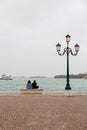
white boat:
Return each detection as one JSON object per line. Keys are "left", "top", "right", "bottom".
{"left": 0, "top": 74, "right": 13, "bottom": 80}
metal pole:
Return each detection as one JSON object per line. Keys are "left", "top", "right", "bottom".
{"left": 65, "top": 42, "right": 71, "bottom": 90}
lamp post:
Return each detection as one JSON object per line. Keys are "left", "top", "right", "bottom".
{"left": 56, "top": 35, "right": 79, "bottom": 95}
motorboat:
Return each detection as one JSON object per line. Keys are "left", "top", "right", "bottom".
{"left": 0, "top": 74, "right": 13, "bottom": 80}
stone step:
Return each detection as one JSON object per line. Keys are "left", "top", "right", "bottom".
{"left": 20, "top": 89, "right": 43, "bottom": 95}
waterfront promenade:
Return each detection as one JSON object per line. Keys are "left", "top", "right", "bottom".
{"left": 0, "top": 94, "right": 87, "bottom": 130}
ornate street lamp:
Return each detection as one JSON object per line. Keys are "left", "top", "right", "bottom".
{"left": 56, "top": 34, "right": 79, "bottom": 95}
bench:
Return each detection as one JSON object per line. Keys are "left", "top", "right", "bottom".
{"left": 20, "top": 89, "right": 43, "bottom": 95}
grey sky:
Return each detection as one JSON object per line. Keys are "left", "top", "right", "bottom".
{"left": 0, "top": 0, "right": 87, "bottom": 77}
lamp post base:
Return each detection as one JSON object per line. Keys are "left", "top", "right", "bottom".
{"left": 65, "top": 83, "right": 71, "bottom": 90}
{"left": 64, "top": 90, "right": 72, "bottom": 96}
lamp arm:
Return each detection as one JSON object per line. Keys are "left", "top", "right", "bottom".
{"left": 58, "top": 48, "right": 66, "bottom": 56}
{"left": 69, "top": 48, "right": 78, "bottom": 56}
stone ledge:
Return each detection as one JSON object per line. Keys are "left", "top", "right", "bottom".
{"left": 20, "top": 89, "right": 43, "bottom": 94}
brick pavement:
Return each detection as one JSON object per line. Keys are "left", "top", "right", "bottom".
{"left": 0, "top": 95, "right": 87, "bottom": 130}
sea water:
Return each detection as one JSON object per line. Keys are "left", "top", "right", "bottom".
{"left": 0, "top": 77, "right": 87, "bottom": 93}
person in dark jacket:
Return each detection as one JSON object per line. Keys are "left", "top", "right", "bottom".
{"left": 32, "top": 80, "right": 39, "bottom": 89}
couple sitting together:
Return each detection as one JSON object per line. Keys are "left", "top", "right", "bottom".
{"left": 26, "top": 80, "right": 39, "bottom": 89}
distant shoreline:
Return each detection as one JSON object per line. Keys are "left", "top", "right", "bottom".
{"left": 54, "top": 73, "right": 87, "bottom": 79}
{"left": 29, "top": 76, "right": 49, "bottom": 78}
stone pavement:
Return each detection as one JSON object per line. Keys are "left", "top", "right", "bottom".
{"left": 0, "top": 94, "right": 87, "bottom": 130}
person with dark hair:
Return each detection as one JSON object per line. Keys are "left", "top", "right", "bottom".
{"left": 26, "top": 80, "right": 32, "bottom": 89}
{"left": 32, "top": 80, "right": 39, "bottom": 89}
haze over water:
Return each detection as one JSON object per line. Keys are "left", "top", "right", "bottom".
{"left": 0, "top": 0, "right": 87, "bottom": 77}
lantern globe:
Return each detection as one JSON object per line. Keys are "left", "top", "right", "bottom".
{"left": 74, "top": 44, "right": 79, "bottom": 52}
{"left": 56, "top": 43, "right": 61, "bottom": 51}
{"left": 66, "top": 34, "right": 71, "bottom": 42}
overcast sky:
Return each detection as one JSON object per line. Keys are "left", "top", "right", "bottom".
{"left": 0, "top": 0, "right": 87, "bottom": 77}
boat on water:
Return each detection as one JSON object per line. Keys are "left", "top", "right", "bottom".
{"left": 0, "top": 74, "right": 13, "bottom": 80}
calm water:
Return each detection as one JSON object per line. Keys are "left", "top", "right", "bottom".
{"left": 0, "top": 77, "right": 87, "bottom": 93}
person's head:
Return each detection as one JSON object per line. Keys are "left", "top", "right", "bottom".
{"left": 28, "top": 80, "right": 31, "bottom": 84}
{"left": 34, "top": 80, "right": 36, "bottom": 83}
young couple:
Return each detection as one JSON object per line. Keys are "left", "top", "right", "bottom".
{"left": 26, "top": 80, "right": 39, "bottom": 89}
